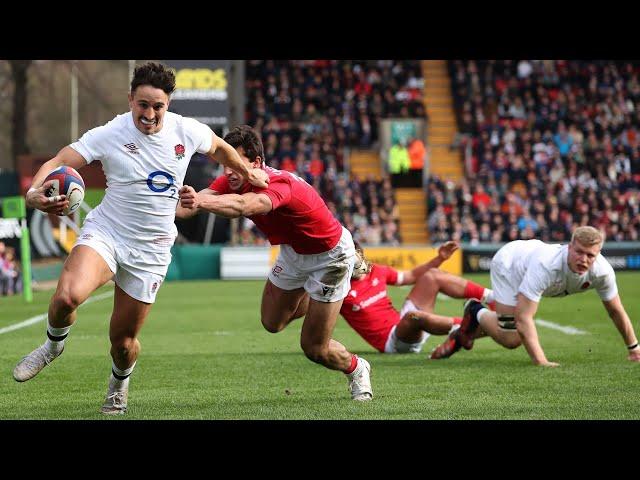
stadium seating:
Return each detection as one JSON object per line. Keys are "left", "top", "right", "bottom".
{"left": 427, "top": 60, "right": 640, "bottom": 243}
{"left": 243, "top": 60, "right": 425, "bottom": 245}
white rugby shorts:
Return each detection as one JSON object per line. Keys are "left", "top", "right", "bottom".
{"left": 74, "top": 218, "right": 170, "bottom": 304}
{"left": 384, "top": 299, "right": 429, "bottom": 353}
{"left": 268, "top": 227, "right": 355, "bottom": 303}
{"left": 489, "top": 244, "right": 520, "bottom": 307}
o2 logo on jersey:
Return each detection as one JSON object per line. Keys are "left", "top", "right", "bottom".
{"left": 147, "top": 170, "right": 177, "bottom": 198}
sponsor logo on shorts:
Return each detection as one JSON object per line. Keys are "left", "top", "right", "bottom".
{"left": 81, "top": 233, "right": 93, "bottom": 240}
{"left": 151, "top": 281, "right": 159, "bottom": 294}
{"left": 271, "top": 265, "right": 283, "bottom": 277}
{"left": 321, "top": 286, "right": 336, "bottom": 297}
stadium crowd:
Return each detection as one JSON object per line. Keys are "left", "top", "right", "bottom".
{"left": 238, "top": 60, "right": 424, "bottom": 246}
{"left": 428, "top": 60, "right": 640, "bottom": 244}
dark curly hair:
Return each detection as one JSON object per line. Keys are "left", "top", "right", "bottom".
{"left": 223, "top": 125, "right": 265, "bottom": 164}
{"left": 353, "top": 240, "right": 372, "bottom": 277}
{"left": 130, "top": 62, "right": 176, "bottom": 95}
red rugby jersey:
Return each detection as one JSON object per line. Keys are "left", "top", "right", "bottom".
{"left": 340, "top": 264, "right": 402, "bottom": 352}
{"left": 209, "top": 166, "right": 343, "bottom": 254}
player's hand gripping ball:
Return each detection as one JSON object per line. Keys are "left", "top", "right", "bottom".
{"left": 44, "top": 166, "right": 85, "bottom": 216}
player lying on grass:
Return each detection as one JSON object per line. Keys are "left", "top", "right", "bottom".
{"left": 342, "top": 240, "right": 493, "bottom": 354}
{"left": 177, "top": 125, "right": 373, "bottom": 401}
{"left": 430, "top": 226, "right": 640, "bottom": 367}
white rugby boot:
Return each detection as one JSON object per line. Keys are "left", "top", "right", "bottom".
{"left": 347, "top": 357, "right": 373, "bottom": 401}
{"left": 13, "top": 344, "right": 63, "bottom": 382}
{"left": 100, "top": 375, "right": 129, "bottom": 415}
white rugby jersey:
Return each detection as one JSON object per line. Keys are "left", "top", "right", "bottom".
{"left": 70, "top": 111, "right": 212, "bottom": 252}
{"left": 494, "top": 239, "right": 618, "bottom": 303}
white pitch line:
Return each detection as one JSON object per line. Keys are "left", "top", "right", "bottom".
{"left": 0, "top": 291, "right": 114, "bottom": 335}
{"left": 535, "top": 318, "right": 589, "bottom": 335}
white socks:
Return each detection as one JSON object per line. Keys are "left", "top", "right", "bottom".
{"left": 481, "top": 289, "right": 495, "bottom": 304}
{"left": 111, "top": 361, "right": 136, "bottom": 390}
{"left": 476, "top": 308, "right": 491, "bottom": 325}
{"left": 44, "top": 323, "right": 71, "bottom": 356}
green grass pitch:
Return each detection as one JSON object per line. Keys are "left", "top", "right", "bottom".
{"left": 1, "top": 272, "right": 639, "bottom": 419}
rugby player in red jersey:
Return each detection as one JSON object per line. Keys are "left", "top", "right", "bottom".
{"left": 343, "top": 241, "right": 493, "bottom": 354}
{"left": 177, "top": 125, "right": 372, "bottom": 401}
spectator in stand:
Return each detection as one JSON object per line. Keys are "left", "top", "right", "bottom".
{"left": 0, "top": 241, "right": 10, "bottom": 296}
{"left": 408, "top": 137, "right": 426, "bottom": 171}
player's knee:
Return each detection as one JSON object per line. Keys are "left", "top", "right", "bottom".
{"left": 401, "top": 311, "right": 421, "bottom": 327}
{"left": 261, "top": 315, "right": 284, "bottom": 333}
{"left": 111, "top": 336, "right": 138, "bottom": 356}
{"left": 301, "top": 343, "right": 328, "bottom": 365}
{"left": 51, "top": 290, "right": 82, "bottom": 315}
{"left": 504, "top": 336, "right": 521, "bottom": 349}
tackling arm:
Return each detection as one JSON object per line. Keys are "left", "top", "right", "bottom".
{"left": 515, "top": 293, "right": 559, "bottom": 367}
{"left": 602, "top": 295, "right": 640, "bottom": 362}
{"left": 175, "top": 187, "right": 217, "bottom": 219}
{"left": 179, "top": 186, "right": 272, "bottom": 218}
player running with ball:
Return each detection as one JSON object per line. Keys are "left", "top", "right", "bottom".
{"left": 13, "top": 62, "right": 268, "bottom": 414}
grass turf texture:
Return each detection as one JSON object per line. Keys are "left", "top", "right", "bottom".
{"left": 1, "top": 272, "right": 639, "bottom": 420}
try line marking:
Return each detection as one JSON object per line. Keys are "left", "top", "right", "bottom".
{"left": 535, "top": 318, "right": 589, "bottom": 335}
{"left": 0, "top": 291, "right": 114, "bottom": 335}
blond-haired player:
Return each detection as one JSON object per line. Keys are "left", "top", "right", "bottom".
{"left": 431, "top": 226, "right": 640, "bottom": 366}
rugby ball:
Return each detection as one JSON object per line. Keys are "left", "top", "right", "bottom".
{"left": 44, "top": 166, "right": 85, "bottom": 216}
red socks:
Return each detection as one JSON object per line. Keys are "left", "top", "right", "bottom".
{"left": 344, "top": 355, "right": 358, "bottom": 375}
{"left": 464, "top": 281, "right": 485, "bottom": 301}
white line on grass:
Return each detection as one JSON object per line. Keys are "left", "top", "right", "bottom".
{"left": 0, "top": 291, "right": 114, "bottom": 335}
{"left": 535, "top": 318, "right": 589, "bottom": 335}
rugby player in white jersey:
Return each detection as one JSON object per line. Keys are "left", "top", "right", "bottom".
{"left": 13, "top": 62, "right": 268, "bottom": 414}
{"left": 430, "top": 226, "right": 640, "bottom": 367}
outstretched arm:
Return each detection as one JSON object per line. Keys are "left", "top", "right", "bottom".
{"left": 515, "top": 293, "right": 558, "bottom": 367}
{"left": 602, "top": 295, "right": 640, "bottom": 362}
{"left": 179, "top": 185, "right": 272, "bottom": 218}
{"left": 175, "top": 187, "right": 218, "bottom": 219}
{"left": 399, "top": 240, "right": 459, "bottom": 285}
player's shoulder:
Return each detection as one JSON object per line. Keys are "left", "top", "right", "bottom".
{"left": 263, "top": 167, "right": 294, "bottom": 186}
{"left": 533, "top": 241, "right": 565, "bottom": 268}
{"left": 592, "top": 252, "right": 616, "bottom": 278}
{"left": 265, "top": 166, "right": 289, "bottom": 179}
{"left": 371, "top": 263, "right": 394, "bottom": 276}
